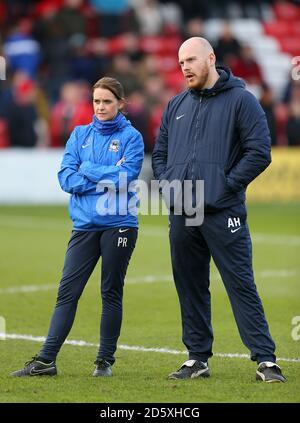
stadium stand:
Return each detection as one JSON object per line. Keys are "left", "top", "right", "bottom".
{"left": 0, "top": 0, "right": 299, "bottom": 149}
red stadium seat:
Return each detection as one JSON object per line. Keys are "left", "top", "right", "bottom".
{"left": 140, "top": 36, "right": 181, "bottom": 55}
{"left": 162, "top": 69, "right": 184, "bottom": 91}
{"left": 273, "top": 2, "right": 300, "bottom": 21}
{"left": 264, "top": 21, "right": 294, "bottom": 38}
{"left": 278, "top": 37, "right": 300, "bottom": 57}
{"left": 292, "top": 21, "right": 300, "bottom": 35}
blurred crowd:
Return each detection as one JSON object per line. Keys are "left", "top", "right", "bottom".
{"left": 0, "top": 0, "right": 300, "bottom": 151}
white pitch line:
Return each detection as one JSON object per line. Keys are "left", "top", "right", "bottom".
{"left": 3, "top": 333, "right": 300, "bottom": 363}
{"left": 258, "top": 269, "right": 298, "bottom": 278}
{"left": 0, "top": 269, "right": 298, "bottom": 294}
{"left": 0, "top": 214, "right": 300, "bottom": 245}
{"left": 126, "top": 275, "right": 174, "bottom": 284}
{"left": 252, "top": 233, "right": 300, "bottom": 247}
{"left": 0, "top": 215, "right": 70, "bottom": 231}
{"left": 0, "top": 284, "right": 58, "bottom": 294}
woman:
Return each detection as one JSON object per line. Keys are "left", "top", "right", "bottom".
{"left": 12, "top": 77, "right": 144, "bottom": 377}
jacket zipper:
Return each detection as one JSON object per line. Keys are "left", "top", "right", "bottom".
{"left": 191, "top": 96, "right": 203, "bottom": 183}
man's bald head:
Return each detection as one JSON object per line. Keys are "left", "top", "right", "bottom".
{"left": 178, "top": 37, "right": 219, "bottom": 90}
{"left": 178, "top": 37, "right": 214, "bottom": 57}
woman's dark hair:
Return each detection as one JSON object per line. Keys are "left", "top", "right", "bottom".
{"left": 92, "top": 77, "right": 125, "bottom": 101}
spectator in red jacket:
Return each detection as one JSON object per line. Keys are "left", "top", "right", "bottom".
{"left": 229, "top": 44, "right": 263, "bottom": 86}
{"left": 50, "top": 80, "right": 93, "bottom": 146}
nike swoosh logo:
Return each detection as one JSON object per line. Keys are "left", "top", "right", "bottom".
{"left": 29, "top": 367, "right": 56, "bottom": 375}
{"left": 82, "top": 144, "right": 90, "bottom": 149}
{"left": 176, "top": 114, "right": 185, "bottom": 120}
{"left": 119, "top": 228, "right": 130, "bottom": 233}
{"left": 191, "top": 368, "right": 209, "bottom": 378}
{"left": 231, "top": 227, "right": 241, "bottom": 233}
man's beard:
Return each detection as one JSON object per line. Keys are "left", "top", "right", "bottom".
{"left": 188, "top": 66, "right": 210, "bottom": 90}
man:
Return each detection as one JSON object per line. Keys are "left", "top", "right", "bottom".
{"left": 152, "top": 37, "right": 285, "bottom": 383}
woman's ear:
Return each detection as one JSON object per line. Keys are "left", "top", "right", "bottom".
{"left": 118, "top": 99, "right": 125, "bottom": 111}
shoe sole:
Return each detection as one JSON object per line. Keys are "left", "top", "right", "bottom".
{"left": 256, "top": 372, "right": 285, "bottom": 383}
{"left": 168, "top": 369, "right": 210, "bottom": 380}
{"left": 92, "top": 370, "right": 112, "bottom": 377}
{"left": 34, "top": 371, "right": 57, "bottom": 376}
{"left": 11, "top": 371, "right": 57, "bottom": 377}
{"left": 93, "top": 373, "right": 112, "bottom": 377}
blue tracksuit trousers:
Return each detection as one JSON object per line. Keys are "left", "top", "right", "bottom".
{"left": 169, "top": 203, "right": 276, "bottom": 364}
{"left": 39, "top": 228, "right": 137, "bottom": 365}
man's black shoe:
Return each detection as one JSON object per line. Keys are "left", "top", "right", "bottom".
{"left": 256, "top": 362, "right": 286, "bottom": 383}
{"left": 168, "top": 359, "right": 210, "bottom": 379}
{"left": 93, "top": 359, "right": 112, "bottom": 377}
{"left": 11, "top": 356, "right": 57, "bottom": 377}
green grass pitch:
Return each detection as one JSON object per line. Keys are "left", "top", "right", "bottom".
{"left": 0, "top": 203, "right": 299, "bottom": 403}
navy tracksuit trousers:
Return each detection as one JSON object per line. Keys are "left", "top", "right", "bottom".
{"left": 169, "top": 203, "right": 276, "bottom": 364}
{"left": 39, "top": 228, "right": 137, "bottom": 365}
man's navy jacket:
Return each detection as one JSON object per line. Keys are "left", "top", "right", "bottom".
{"left": 152, "top": 66, "right": 271, "bottom": 212}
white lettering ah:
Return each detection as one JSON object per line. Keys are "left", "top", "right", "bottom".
{"left": 233, "top": 217, "right": 240, "bottom": 226}
{"left": 228, "top": 217, "right": 240, "bottom": 228}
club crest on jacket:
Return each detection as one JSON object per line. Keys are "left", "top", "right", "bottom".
{"left": 109, "top": 140, "right": 120, "bottom": 152}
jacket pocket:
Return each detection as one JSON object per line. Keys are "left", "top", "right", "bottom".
{"left": 198, "top": 162, "right": 236, "bottom": 209}
{"left": 69, "top": 194, "right": 93, "bottom": 228}
{"left": 159, "top": 162, "right": 189, "bottom": 182}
